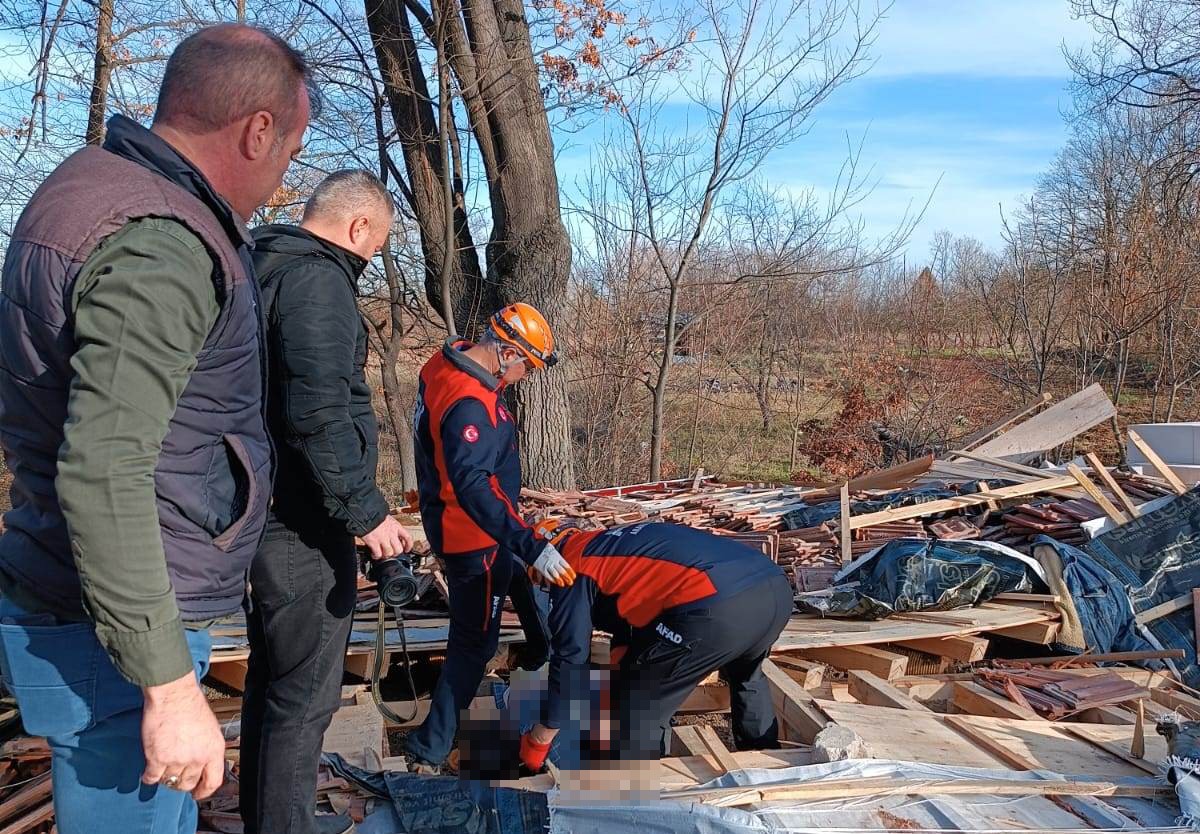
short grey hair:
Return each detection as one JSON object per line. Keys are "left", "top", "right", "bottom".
{"left": 302, "top": 169, "right": 394, "bottom": 224}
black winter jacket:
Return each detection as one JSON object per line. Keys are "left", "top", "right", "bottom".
{"left": 252, "top": 224, "right": 390, "bottom": 536}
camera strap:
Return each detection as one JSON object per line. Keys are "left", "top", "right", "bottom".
{"left": 369, "top": 599, "right": 421, "bottom": 725}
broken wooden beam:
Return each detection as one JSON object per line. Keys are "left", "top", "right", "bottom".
{"left": 1085, "top": 453, "right": 1140, "bottom": 519}
{"left": 769, "top": 656, "right": 825, "bottom": 689}
{"left": 989, "top": 620, "right": 1060, "bottom": 645}
{"left": 1128, "top": 429, "right": 1188, "bottom": 495}
{"left": 953, "top": 681, "right": 1041, "bottom": 721}
{"left": 1066, "top": 464, "right": 1127, "bottom": 525}
{"left": 895, "top": 635, "right": 989, "bottom": 663}
{"left": 848, "top": 476, "right": 1080, "bottom": 531}
{"left": 797, "top": 645, "right": 908, "bottom": 681}
{"left": 762, "top": 659, "right": 828, "bottom": 743}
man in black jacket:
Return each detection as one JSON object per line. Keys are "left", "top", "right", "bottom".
{"left": 240, "top": 170, "right": 413, "bottom": 834}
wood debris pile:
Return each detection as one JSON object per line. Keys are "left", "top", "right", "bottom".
{"left": 0, "top": 738, "right": 52, "bottom": 834}
{"left": 521, "top": 481, "right": 835, "bottom": 585}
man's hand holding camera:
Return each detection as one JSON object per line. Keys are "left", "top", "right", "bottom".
{"left": 361, "top": 514, "right": 413, "bottom": 559}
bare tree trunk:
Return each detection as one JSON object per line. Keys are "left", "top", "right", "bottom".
{"left": 432, "top": 0, "right": 456, "bottom": 335}
{"left": 686, "top": 316, "right": 709, "bottom": 471}
{"left": 649, "top": 282, "right": 680, "bottom": 480}
{"left": 366, "top": 0, "right": 490, "bottom": 331}
{"left": 379, "top": 360, "right": 417, "bottom": 491}
{"left": 84, "top": 0, "right": 113, "bottom": 146}
{"left": 371, "top": 0, "right": 575, "bottom": 488}
{"left": 460, "top": 0, "right": 574, "bottom": 488}
{"left": 365, "top": 242, "right": 418, "bottom": 494}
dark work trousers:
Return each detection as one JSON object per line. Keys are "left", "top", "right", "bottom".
{"left": 405, "top": 547, "right": 550, "bottom": 766}
{"left": 615, "top": 570, "right": 794, "bottom": 760}
{"left": 240, "top": 512, "right": 358, "bottom": 834}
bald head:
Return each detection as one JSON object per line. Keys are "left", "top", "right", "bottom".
{"left": 301, "top": 170, "right": 395, "bottom": 261}
{"left": 154, "top": 24, "right": 319, "bottom": 137}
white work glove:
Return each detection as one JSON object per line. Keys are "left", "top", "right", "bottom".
{"left": 531, "top": 542, "right": 576, "bottom": 587}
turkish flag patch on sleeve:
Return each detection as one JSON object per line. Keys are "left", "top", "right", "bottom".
{"left": 462, "top": 425, "right": 480, "bottom": 443}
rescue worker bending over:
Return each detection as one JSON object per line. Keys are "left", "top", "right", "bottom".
{"left": 521, "top": 521, "right": 793, "bottom": 770}
{"left": 405, "top": 303, "right": 576, "bottom": 773}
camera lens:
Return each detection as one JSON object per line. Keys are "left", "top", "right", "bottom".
{"left": 373, "top": 557, "right": 419, "bottom": 608}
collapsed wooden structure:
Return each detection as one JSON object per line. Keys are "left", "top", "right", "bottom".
{"left": 2, "top": 383, "right": 1198, "bottom": 833}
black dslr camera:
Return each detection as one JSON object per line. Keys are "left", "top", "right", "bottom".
{"left": 361, "top": 551, "right": 420, "bottom": 608}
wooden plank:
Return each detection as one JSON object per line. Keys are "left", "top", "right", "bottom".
{"left": 1132, "top": 699, "right": 1145, "bottom": 759}
{"left": 671, "top": 725, "right": 709, "bottom": 758}
{"left": 946, "top": 714, "right": 1159, "bottom": 779}
{"left": 943, "top": 715, "right": 1043, "bottom": 770}
{"left": 770, "top": 656, "right": 825, "bottom": 689}
{"left": 848, "top": 671, "right": 933, "bottom": 711}
{"left": 1008, "top": 649, "right": 1184, "bottom": 666}
{"left": 929, "top": 460, "right": 1040, "bottom": 484}
{"left": 972, "top": 384, "right": 1117, "bottom": 463}
{"left": 696, "top": 725, "right": 740, "bottom": 775}
{"left": 1085, "top": 452, "right": 1140, "bottom": 518}
{"left": 774, "top": 603, "right": 1056, "bottom": 652}
{"left": 1134, "top": 592, "right": 1193, "bottom": 625}
{"left": 322, "top": 703, "right": 384, "bottom": 769}
{"left": 1066, "top": 463, "right": 1127, "bottom": 525}
{"left": 343, "top": 652, "right": 374, "bottom": 680}
{"left": 679, "top": 685, "right": 731, "bottom": 715}
{"left": 950, "top": 450, "right": 1048, "bottom": 477}
{"left": 1128, "top": 428, "right": 1188, "bottom": 494}
{"left": 761, "top": 659, "right": 828, "bottom": 743}
{"left": 960, "top": 393, "right": 1053, "bottom": 451}
{"left": 205, "top": 659, "right": 248, "bottom": 692}
{"left": 1073, "top": 705, "right": 1135, "bottom": 725}
{"left": 848, "top": 475, "right": 1080, "bottom": 530}
{"left": 839, "top": 483, "right": 852, "bottom": 564}
{"left": 818, "top": 702, "right": 1002, "bottom": 768}
{"left": 798, "top": 645, "right": 908, "bottom": 681}
{"left": 663, "top": 775, "right": 1168, "bottom": 807}
{"left": 0, "top": 772, "right": 51, "bottom": 824}
{"left": 1058, "top": 723, "right": 1163, "bottom": 776}
{"left": 1150, "top": 687, "right": 1200, "bottom": 719}
{"left": 952, "top": 681, "right": 1041, "bottom": 720}
{"left": 804, "top": 455, "right": 935, "bottom": 499}
{"left": 658, "top": 747, "right": 812, "bottom": 790}
{"left": 0, "top": 801, "right": 54, "bottom": 834}
{"left": 895, "top": 635, "right": 988, "bottom": 663}
{"left": 989, "top": 619, "right": 1060, "bottom": 645}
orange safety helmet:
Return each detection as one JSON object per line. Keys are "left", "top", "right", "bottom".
{"left": 489, "top": 303, "right": 558, "bottom": 369}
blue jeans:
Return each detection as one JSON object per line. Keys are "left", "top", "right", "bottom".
{"left": 0, "top": 597, "right": 212, "bottom": 834}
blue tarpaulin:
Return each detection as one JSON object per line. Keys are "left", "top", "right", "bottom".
{"left": 1084, "top": 487, "right": 1200, "bottom": 686}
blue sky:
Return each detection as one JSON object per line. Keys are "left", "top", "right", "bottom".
{"left": 556, "top": 0, "right": 1098, "bottom": 263}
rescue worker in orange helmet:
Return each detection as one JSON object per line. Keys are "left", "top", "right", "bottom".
{"left": 404, "top": 303, "right": 576, "bottom": 772}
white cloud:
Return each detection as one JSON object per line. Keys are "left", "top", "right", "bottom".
{"left": 869, "top": 0, "right": 1095, "bottom": 79}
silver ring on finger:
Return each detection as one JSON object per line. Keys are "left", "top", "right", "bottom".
{"left": 161, "top": 774, "right": 181, "bottom": 789}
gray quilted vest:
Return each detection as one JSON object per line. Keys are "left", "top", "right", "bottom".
{"left": 0, "top": 117, "right": 272, "bottom": 620}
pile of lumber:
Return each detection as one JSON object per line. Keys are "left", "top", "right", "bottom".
{"left": 0, "top": 738, "right": 52, "bottom": 833}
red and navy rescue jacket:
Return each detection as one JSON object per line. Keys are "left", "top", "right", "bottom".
{"left": 413, "top": 338, "right": 542, "bottom": 563}
{"left": 544, "top": 521, "right": 784, "bottom": 728}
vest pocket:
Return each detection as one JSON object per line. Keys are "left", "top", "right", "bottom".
{"left": 210, "top": 434, "right": 259, "bottom": 551}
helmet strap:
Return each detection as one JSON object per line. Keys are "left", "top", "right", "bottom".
{"left": 495, "top": 342, "right": 523, "bottom": 376}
